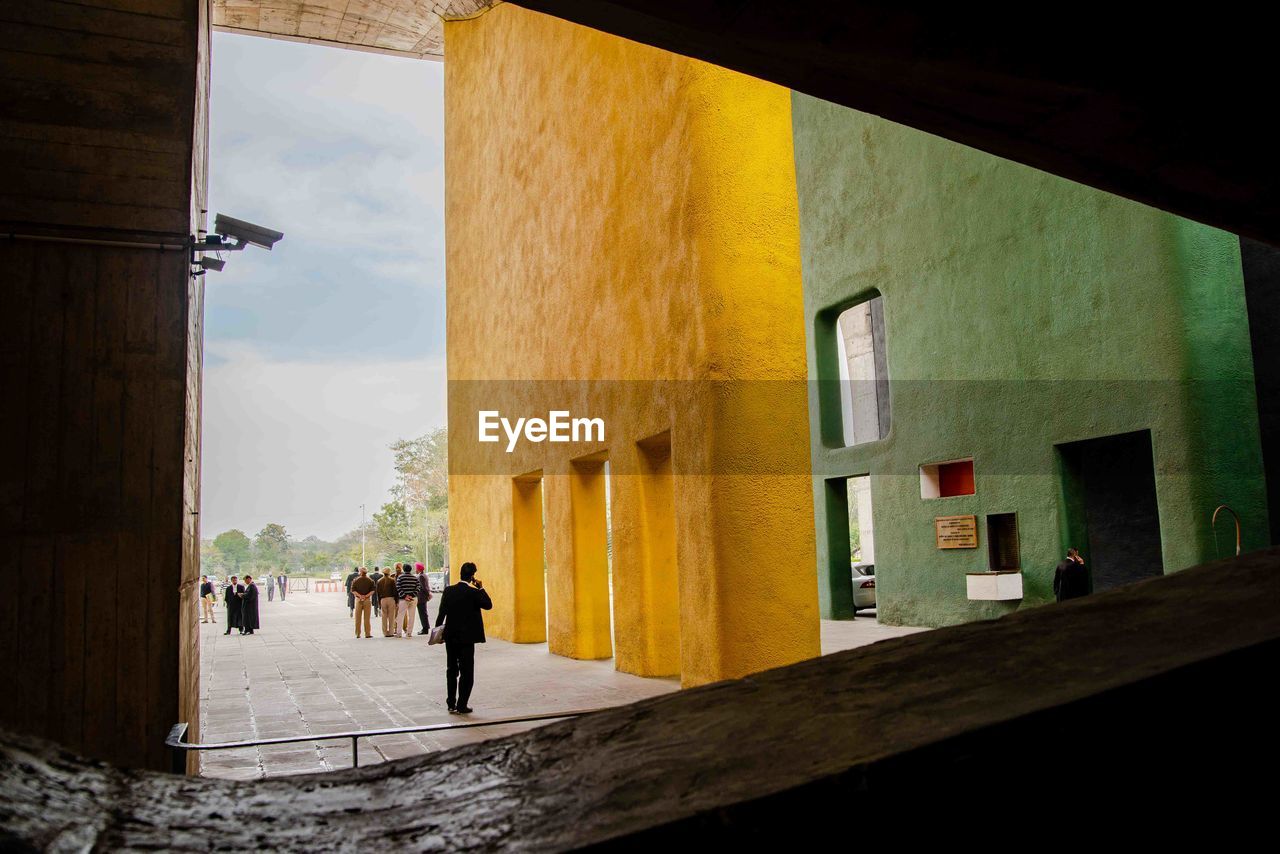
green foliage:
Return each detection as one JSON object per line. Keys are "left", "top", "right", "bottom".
{"left": 254, "top": 522, "right": 290, "bottom": 570}
{"left": 387, "top": 426, "right": 450, "bottom": 567}
{"left": 213, "top": 529, "right": 252, "bottom": 572}
{"left": 848, "top": 493, "right": 862, "bottom": 563}
{"left": 199, "top": 427, "right": 454, "bottom": 578}
{"left": 390, "top": 427, "right": 448, "bottom": 510}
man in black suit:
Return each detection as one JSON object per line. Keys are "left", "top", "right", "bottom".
{"left": 1053, "top": 547, "right": 1090, "bottom": 602}
{"left": 435, "top": 562, "right": 493, "bottom": 714}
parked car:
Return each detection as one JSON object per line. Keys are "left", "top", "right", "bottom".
{"left": 426, "top": 571, "right": 446, "bottom": 594}
{"left": 329, "top": 570, "right": 342, "bottom": 581}
{"left": 852, "top": 564, "right": 876, "bottom": 611}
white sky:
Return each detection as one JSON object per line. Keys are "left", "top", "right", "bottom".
{"left": 202, "top": 33, "right": 447, "bottom": 541}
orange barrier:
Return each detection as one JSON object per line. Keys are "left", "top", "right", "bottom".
{"left": 313, "top": 580, "right": 341, "bottom": 593}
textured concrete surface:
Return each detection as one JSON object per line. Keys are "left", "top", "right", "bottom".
{"left": 0, "top": 0, "right": 209, "bottom": 773}
{"left": 513, "top": 2, "right": 1280, "bottom": 247}
{"left": 5, "top": 549, "right": 1278, "bottom": 848}
{"left": 213, "top": 1, "right": 495, "bottom": 58}
{"left": 199, "top": 591, "right": 678, "bottom": 778}
{"left": 794, "top": 91, "right": 1268, "bottom": 628}
{"left": 445, "top": 3, "right": 817, "bottom": 687}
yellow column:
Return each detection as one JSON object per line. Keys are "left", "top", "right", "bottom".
{"left": 611, "top": 432, "right": 681, "bottom": 678}
{"left": 444, "top": 4, "right": 819, "bottom": 685}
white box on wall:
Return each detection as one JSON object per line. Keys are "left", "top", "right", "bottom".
{"left": 966, "top": 571, "right": 1023, "bottom": 601}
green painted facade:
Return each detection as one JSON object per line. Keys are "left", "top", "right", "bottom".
{"left": 792, "top": 92, "right": 1271, "bottom": 626}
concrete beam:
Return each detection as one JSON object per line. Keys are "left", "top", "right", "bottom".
{"left": 513, "top": 1, "right": 1280, "bottom": 246}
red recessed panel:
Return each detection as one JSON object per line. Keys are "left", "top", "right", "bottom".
{"left": 939, "top": 459, "right": 975, "bottom": 497}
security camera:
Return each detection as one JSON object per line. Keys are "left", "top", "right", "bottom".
{"left": 212, "top": 214, "right": 284, "bottom": 251}
{"left": 190, "top": 213, "right": 284, "bottom": 273}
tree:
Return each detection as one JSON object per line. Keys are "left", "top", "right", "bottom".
{"left": 255, "top": 523, "right": 290, "bottom": 570}
{"left": 423, "top": 506, "right": 449, "bottom": 569}
{"left": 389, "top": 427, "right": 450, "bottom": 566}
{"left": 373, "top": 500, "right": 417, "bottom": 562}
{"left": 213, "top": 529, "right": 252, "bottom": 573}
{"left": 390, "top": 427, "right": 448, "bottom": 511}
{"left": 200, "top": 538, "right": 227, "bottom": 574}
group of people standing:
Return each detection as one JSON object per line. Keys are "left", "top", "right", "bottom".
{"left": 198, "top": 574, "right": 262, "bottom": 635}
{"left": 346, "top": 563, "right": 432, "bottom": 639}
{"left": 198, "top": 573, "right": 287, "bottom": 634}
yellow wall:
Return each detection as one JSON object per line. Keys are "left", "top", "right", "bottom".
{"left": 445, "top": 4, "right": 818, "bottom": 686}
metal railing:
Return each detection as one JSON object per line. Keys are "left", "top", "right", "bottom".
{"left": 167, "top": 708, "right": 603, "bottom": 774}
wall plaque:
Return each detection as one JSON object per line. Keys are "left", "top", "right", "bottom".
{"left": 935, "top": 514, "right": 978, "bottom": 549}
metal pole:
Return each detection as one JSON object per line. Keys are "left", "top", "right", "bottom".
{"left": 352, "top": 736, "right": 359, "bottom": 768}
{"left": 168, "top": 723, "right": 190, "bottom": 775}
{"left": 360, "top": 504, "right": 366, "bottom": 566}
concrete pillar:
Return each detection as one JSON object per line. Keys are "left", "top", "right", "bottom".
{"left": 0, "top": 0, "right": 208, "bottom": 771}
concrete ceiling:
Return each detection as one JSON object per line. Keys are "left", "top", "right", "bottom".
{"left": 212, "top": 1, "right": 497, "bottom": 59}
{"left": 517, "top": 0, "right": 1280, "bottom": 246}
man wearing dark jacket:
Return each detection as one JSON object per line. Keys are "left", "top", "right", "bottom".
{"left": 223, "top": 576, "right": 243, "bottom": 635}
{"left": 199, "top": 575, "right": 215, "bottom": 624}
{"left": 414, "top": 563, "right": 433, "bottom": 634}
{"left": 1053, "top": 547, "right": 1090, "bottom": 602}
{"left": 395, "top": 567, "right": 421, "bottom": 638}
{"left": 344, "top": 566, "right": 359, "bottom": 617}
{"left": 435, "top": 562, "right": 493, "bottom": 714}
{"left": 369, "top": 566, "right": 383, "bottom": 618}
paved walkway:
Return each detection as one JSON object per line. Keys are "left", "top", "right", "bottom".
{"left": 198, "top": 592, "right": 925, "bottom": 779}
{"left": 820, "top": 611, "right": 927, "bottom": 655}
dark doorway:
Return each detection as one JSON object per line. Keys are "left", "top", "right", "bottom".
{"left": 1057, "top": 431, "right": 1164, "bottom": 592}
{"left": 1240, "top": 237, "right": 1280, "bottom": 546}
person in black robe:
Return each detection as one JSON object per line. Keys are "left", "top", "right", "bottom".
{"left": 240, "top": 576, "right": 261, "bottom": 635}
{"left": 1053, "top": 547, "right": 1090, "bottom": 602}
{"left": 345, "top": 567, "right": 359, "bottom": 616}
{"left": 223, "top": 575, "right": 243, "bottom": 635}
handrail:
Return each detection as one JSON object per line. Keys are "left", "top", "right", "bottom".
{"left": 1212, "top": 504, "right": 1242, "bottom": 558}
{"left": 166, "top": 708, "right": 604, "bottom": 773}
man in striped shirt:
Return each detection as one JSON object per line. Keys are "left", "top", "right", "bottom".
{"left": 395, "top": 567, "right": 421, "bottom": 638}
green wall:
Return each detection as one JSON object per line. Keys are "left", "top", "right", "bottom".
{"left": 792, "top": 92, "right": 1271, "bottom": 627}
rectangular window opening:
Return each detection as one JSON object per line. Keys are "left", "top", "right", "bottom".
{"left": 921, "top": 458, "right": 975, "bottom": 498}
{"left": 821, "top": 294, "right": 890, "bottom": 447}
{"left": 987, "top": 512, "right": 1020, "bottom": 571}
